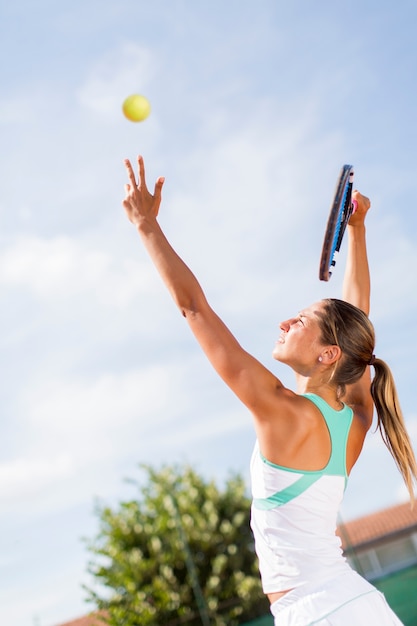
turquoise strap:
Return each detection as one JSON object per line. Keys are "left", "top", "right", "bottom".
{"left": 302, "top": 393, "right": 352, "bottom": 477}
{"left": 253, "top": 394, "right": 353, "bottom": 511}
{"left": 253, "top": 472, "right": 321, "bottom": 510}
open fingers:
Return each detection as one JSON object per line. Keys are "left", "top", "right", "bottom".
{"left": 137, "top": 155, "right": 149, "bottom": 192}
{"left": 154, "top": 176, "right": 165, "bottom": 196}
{"left": 124, "top": 159, "right": 138, "bottom": 188}
{"left": 152, "top": 176, "right": 165, "bottom": 211}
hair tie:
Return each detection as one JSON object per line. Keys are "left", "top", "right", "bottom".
{"left": 368, "top": 354, "right": 376, "bottom": 366}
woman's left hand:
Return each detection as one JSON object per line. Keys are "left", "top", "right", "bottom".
{"left": 349, "top": 190, "right": 371, "bottom": 226}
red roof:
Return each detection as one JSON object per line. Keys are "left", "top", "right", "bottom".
{"left": 338, "top": 501, "right": 417, "bottom": 548}
{"left": 56, "top": 613, "right": 106, "bottom": 626}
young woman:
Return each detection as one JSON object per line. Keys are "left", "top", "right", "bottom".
{"left": 122, "top": 155, "right": 417, "bottom": 625}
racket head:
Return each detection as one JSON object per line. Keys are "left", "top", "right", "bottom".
{"left": 319, "top": 165, "right": 355, "bottom": 281}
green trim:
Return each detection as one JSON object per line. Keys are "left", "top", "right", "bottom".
{"left": 259, "top": 452, "right": 326, "bottom": 475}
{"left": 253, "top": 394, "right": 353, "bottom": 510}
{"left": 253, "top": 472, "right": 322, "bottom": 510}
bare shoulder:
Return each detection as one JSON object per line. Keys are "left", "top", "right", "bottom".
{"left": 252, "top": 387, "right": 317, "bottom": 424}
{"left": 252, "top": 389, "right": 327, "bottom": 466}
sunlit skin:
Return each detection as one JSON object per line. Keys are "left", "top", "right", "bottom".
{"left": 123, "top": 156, "right": 374, "bottom": 606}
{"left": 272, "top": 302, "right": 334, "bottom": 373}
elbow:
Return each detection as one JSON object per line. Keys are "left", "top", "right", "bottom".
{"left": 180, "top": 304, "right": 199, "bottom": 320}
{"left": 179, "top": 294, "right": 208, "bottom": 320}
{"left": 178, "top": 296, "right": 202, "bottom": 319}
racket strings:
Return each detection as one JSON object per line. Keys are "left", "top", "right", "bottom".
{"left": 330, "top": 183, "right": 353, "bottom": 266}
{"left": 319, "top": 165, "right": 354, "bottom": 281}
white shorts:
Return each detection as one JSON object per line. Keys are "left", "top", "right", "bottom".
{"left": 270, "top": 570, "right": 403, "bottom": 626}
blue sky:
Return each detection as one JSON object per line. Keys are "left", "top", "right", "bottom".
{"left": 1, "top": 1, "right": 417, "bottom": 625}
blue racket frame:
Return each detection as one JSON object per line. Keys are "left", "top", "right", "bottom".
{"left": 319, "top": 165, "right": 355, "bottom": 281}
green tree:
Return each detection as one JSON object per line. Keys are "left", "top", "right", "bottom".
{"left": 84, "top": 464, "right": 269, "bottom": 625}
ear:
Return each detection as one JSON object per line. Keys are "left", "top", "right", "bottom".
{"left": 319, "top": 345, "right": 341, "bottom": 365}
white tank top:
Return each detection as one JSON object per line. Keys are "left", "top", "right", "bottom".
{"left": 250, "top": 393, "right": 354, "bottom": 593}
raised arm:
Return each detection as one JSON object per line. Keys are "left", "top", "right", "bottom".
{"left": 122, "top": 156, "right": 282, "bottom": 412}
{"left": 342, "top": 191, "right": 371, "bottom": 314}
{"left": 342, "top": 190, "right": 373, "bottom": 419}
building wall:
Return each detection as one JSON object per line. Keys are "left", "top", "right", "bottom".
{"left": 347, "top": 531, "right": 417, "bottom": 581}
{"left": 344, "top": 529, "right": 417, "bottom": 626}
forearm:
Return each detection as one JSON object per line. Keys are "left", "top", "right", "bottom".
{"left": 342, "top": 223, "right": 370, "bottom": 315}
{"left": 137, "top": 217, "right": 206, "bottom": 315}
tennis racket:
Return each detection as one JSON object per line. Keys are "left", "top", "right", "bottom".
{"left": 319, "top": 164, "right": 355, "bottom": 281}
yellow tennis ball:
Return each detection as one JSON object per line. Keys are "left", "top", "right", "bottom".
{"left": 122, "top": 94, "right": 151, "bottom": 122}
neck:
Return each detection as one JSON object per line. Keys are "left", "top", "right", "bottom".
{"left": 295, "top": 374, "right": 343, "bottom": 410}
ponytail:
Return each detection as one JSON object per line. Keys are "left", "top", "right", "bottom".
{"left": 371, "top": 358, "right": 417, "bottom": 505}
{"left": 319, "top": 299, "right": 417, "bottom": 504}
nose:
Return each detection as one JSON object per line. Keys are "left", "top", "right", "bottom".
{"left": 279, "top": 319, "right": 291, "bottom": 332}
{"left": 280, "top": 316, "right": 299, "bottom": 332}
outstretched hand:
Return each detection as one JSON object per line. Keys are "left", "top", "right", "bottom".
{"left": 350, "top": 190, "right": 371, "bottom": 226}
{"left": 123, "top": 155, "right": 165, "bottom": 226}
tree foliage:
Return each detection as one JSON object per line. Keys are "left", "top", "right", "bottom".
{"left": 84, "top": 464, "right": 269, "bottom": 625}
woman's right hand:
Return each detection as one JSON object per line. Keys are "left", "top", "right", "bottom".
{"left": 123, "top": 155, "right": 165, "bottom": 227}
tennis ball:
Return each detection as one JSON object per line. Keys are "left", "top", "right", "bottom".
{"left": 122, "top": 94, "right": 151, "bottom": 122}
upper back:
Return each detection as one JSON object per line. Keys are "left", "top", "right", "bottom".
{"left": 250, "top": 395, "right": 355, "bottom": 592}
{"left": 255, "top": 391, "right": 359, "bottom": 473}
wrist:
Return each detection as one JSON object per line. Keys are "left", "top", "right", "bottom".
{"left": 347, "top": 222, "right": 366, "bottom": 233}
{"left": 136, "top": 214, "right": 160, "bottom": 237}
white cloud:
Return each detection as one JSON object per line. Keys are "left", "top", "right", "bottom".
{"left": 0, "top": 363, "right": 190, "bottom": 516}
{"left": 0, "top": 234, "right": 155, "bottom": 307}
{"left": 76, "top": 42, "right": 156, "bottom": 117}
{"left": 27, "top": 366, "right": 176, "bottom": 430}
{"left": 1, "top": 352, "right": 250, "bottom": 521}
{"left": 0, "top": 455, "right": 73, "bottom": 501}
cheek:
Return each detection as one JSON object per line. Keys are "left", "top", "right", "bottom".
{"left": 299, "top": 331, "right": 320, "bottom": 351}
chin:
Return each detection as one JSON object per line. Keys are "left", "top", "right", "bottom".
{"left": 273, "top": 349, "right": 294, "bottom": 368}
{"left": 272, "top": 348, "right": 285, "bottom": 363}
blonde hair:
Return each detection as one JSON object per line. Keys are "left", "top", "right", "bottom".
{"left": 319, "top": 298, "right": 417, "bottom": 504}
